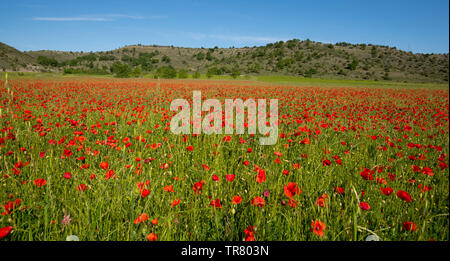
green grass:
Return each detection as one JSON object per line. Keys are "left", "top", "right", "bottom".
{"left": 3, "top": 71, "right": 448, "bottom": 90}
{"left": 256, "top": 75, "right": 450, "bottom": 89}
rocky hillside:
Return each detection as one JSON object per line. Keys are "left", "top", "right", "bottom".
{"left": 1, "top": 39, "right": 448, "bottom": 82}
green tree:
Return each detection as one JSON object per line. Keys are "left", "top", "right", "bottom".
{"left": 132, "top": 66, "right": 142, "bottom": 77}
{"left": 162, "top": 55, "right": 171, "bottom": 63}
{"left": 177, "top": 69, "right": 188, "bottom": 79}
{"left": 37, "top": 56, "right": 58, "bottom": 67}
{"left": 346, "top": 59, "right": 359, "bottom": 70}
{"left": 156, "top": 66, "right": 177, "bottom": 78}
{"left": 231, "top": 67, "right": 240, "bottom": 79}
{"left": 192, "top": 71, "right": 201, "bottom": 79}
{"left": 196, "top": 52, "right": 205, "bottom": 60}
{"left": 112, "top": 62, "right": 131, "bottom": 78}
{"left": 206, "top": 52, "right": 213, "bottom": 61}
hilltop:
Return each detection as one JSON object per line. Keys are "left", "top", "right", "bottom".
{"left": 0, "top": 39, "right": 448, "bottom": 82}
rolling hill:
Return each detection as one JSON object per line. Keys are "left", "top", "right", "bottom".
{"left": 0, "top": 39, "right": 448, "bottom": 82}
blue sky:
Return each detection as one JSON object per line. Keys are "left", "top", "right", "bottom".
{"left": 1, "top": 0, "right": 448, "bottom": 54}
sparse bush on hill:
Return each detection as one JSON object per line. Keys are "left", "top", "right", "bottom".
{"left": 346, "top": 59, "right": 359, "bottom": 70}
{"left": 177, "top": 69, "right": 188, "bottom": 79}
{"left": 112, "top": 62, "right": 132, "bottom": 77}
{"left": 192, "top": 70, "right": 200, "bottom": 79}
{"left": 231, "top": 66, "right": 240, "bottom": 78}
{"left": 37, "top": 56, "right": 58, "bottom": 67}
{"left": 156, "top": 65, "right": 177, "bottom": 78}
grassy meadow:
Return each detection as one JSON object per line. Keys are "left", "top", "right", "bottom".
{"left": 0, "top": 73, "right": 448, "bottom": 241}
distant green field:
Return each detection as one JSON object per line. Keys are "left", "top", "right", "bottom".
{"left": 256, "top": 75, "right": 450, "bottom": 89}
{"left": 2, "top": 72, "right": 448, "bottom": 90}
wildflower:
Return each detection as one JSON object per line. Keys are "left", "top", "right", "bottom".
{"left": 403, "top": 221, "right": 418, "bottom": 231}
{"left": 397, "top": 190, "right": 412, "bottom": 203}
{"left": 0, "top": 226, "right": 13, "bottom": 240}
{"left": 359, "top": 202, "right": 371, "bottom": 211}
{"left": 134, "top": 213, "right": 149, "bottom": 224}
{"left": 255, "top": 169, "right": 266, "bottom": 183}
{"left": 62, "top": 214, "right": 71, "bottom": 227}
{"left": 251, "top": 197, "right": 265, "bottom": 207}
{"left": 209, "top": 199, "right": 222, "bottom": 209}
{"left": 99, "top": 161, "right": 109, "bottom": 170}
{"left": 284, "top": 182, "right": 301, "bottom": 198}
{"left": 34, "top": 178, "right": 47, "bottom": 187}
{"left": 311, "top": 220, "right": 326, "bottom": 237}
{"left": 232, "top": 196, "right": 242, "bottom": 204}
{"left": 147, "top": 233, "right": 158, "bottom": 241}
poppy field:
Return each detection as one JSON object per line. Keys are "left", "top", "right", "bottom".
{"left": 0, "top": 76, "right": 448, "bottom": 241}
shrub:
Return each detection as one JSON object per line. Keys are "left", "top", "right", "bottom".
{"left": 231, "top": 67, "right": 240, "bottom": 79}
{"left": 37, "top": 56, "right": 58, "bottom": 67}
{"left": 112, "top": 62, "right": 131, "bottom": 78}
{"left": 156, "top": 66, "right": 177, "bottom": 78}
{"left": 177, "top": 69, "right": 188, "bottom": 79}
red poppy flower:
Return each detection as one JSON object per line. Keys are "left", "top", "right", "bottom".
{"left": 99, "top": 161, "right": 109, "bottom": 170}
{"left": 311, "top": 220, "right": 326, "bottom": 236}
{"left": 141, "top": 189, "right": 150, "bottom": 198}
{"left": 105, "top": 169, "right": 116, "bottom": 179}
{"left": 34, "top": 178, "right": 47, "bottom": 187}
{"left": 244, "top": 225, "right": 255, "bottom": 241}
{"left": 334, "top": 187, "right": 345, "bottom": 194}
{"left": 64, "top": 172, "right": 72, "bottom": 179}
{"left": 76, "top": 184, "right": 87, "bottom": 191}
{"left": 288, "top": 199, "right": 299, "bottom": 208}
{"left": 322, "top": 159, "right": 331, "bottom": 166}
{"left": 315, "top": 194, "right": 328, "bottom": 207}
{"left": 397, "top": 190, "right": 412, "bottom": 203}
{"left": 360, "top": 168, "right": 374, "bottom": 180}
{"left": 418, "top": 184, "right": 432, "bottom": 192}
{"left": 63, "top": 149, "right": 73, "bottom": 157}
{"left": 0, "top": 226, "right": 13, "bottom": 240}
{"left": 192, "top": 181, "right": 204, "bottom": 194}
{"left": 2, "top": 199, "right": 21, "bottom": 215}
{"left": 251, "top": 197, "right": 265, "bottom": 207}
{"left": 359, "top": 202, "right": 371, "bottom": 211}
{"left": 284, "top": 182, "right": 301, "bottom": 198}
{"left": 171, "top": 199, "right": 180, "bottom": 207}
{"left": 255, "top": 169, "right": 266, "bottom": 183}
{"left": 421, "top": 167, "right": 434, "bottom": 176}
{"left": 403, "top": 221, "right": 418, "bottom": 231}
{"left": 412, "top": 165, "right": 421, "bottom": 172}
{"left": 146, "top": 233, "right": 157, "bottom": 241}
{"left": 186, "top": 145, "right": 194, "bottom": 151}
{"left": 380, "top": 187, "right": 393, "bottom": 196}
{"left": 226, "top": 174, "right": 235, "bottom": 182}
{"left": 134, "top": 213, "right": 149, "bottom": 224}
{"left": 163, "top": 185, "right": 174, "bottom": 192}
{"left": 209, "top": 199, "right": 222, "bottom": 209}
{"left": 232, "top": 195, "right": 242, "bottom": 204}
{"left": 300, "top": 138, "right": 310, "bottom": 144}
